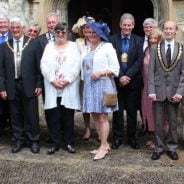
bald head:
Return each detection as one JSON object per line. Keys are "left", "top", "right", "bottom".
{"left": 163, "top": 21, "right": 178, "bottom": 41}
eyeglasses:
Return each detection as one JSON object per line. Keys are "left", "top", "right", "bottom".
{"left": 28, "top": 29, "right": 38, "bottom": 34}
{"left": 55, "top": 30, "right": 66, "bottom": 35}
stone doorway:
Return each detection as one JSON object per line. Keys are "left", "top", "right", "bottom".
{"left": 68, "top": 0, "right": 155, "bottom": 36}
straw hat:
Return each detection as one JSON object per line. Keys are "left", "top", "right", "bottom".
{"left": 72, "top": 16, "right": 95, "bottom": 34}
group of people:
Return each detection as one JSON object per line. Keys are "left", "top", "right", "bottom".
{"left": 0, "top": 12, "right": 183, "bottom": 161}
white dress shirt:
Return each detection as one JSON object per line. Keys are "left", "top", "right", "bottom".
{"left": 143, "top": 36, "right": 148, "bottom": 52}
{"left": 13, "top": 36, "right": 24, "bottom": 79}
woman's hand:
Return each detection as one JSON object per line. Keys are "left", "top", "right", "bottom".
{"left": 91, "top": 71, "right": 102, "bottom": 80}
{"left": 59, "top": 80, "right": 69, "bottom": 89}
{"left": 51, "top": 80, "right": 63, "bottom": 89}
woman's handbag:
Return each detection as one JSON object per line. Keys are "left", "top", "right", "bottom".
{"left": 103, "top": 78, "right": 118, "bottom": 106}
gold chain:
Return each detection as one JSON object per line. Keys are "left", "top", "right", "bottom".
{"left": 157, "top": 42, "right": 183, "bottom": 73}
{"left": 6, "top": 38, "right": 32, "bottom": 56}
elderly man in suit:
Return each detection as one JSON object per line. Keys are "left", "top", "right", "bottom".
{"left": 148, "top": 21, "right": 184, "bottom": 160}
{"left": 110, "top": 13, "right": 143, "bottom": 150}
{"left": 0, "top": 17, "right": 42, "bottom": 153}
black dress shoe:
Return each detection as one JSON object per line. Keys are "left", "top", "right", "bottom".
{"left": 11, "top": 142, "right": 24, "bottom": 153}
{"left": 151, "top": 151, "right": 164, "bottom": 160}
{"left": 47, "top": 146, "right": 60, "bottom": 155}
{"left": 128, "top": 138, "right": 140, "bottom": 149}
{"left": 166, "top": 151, "right": 178, "bottom": 160}
{"left": 66, "top": 145, "right": 76, "bottom": 153}
{"left": 31, "top": 142, "right": 40, "bottom": 154}
{"left": 111, "top": 139, "right": 122, "bottom": 149}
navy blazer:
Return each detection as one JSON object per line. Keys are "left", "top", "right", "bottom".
{"left": 110, "top": 33, "right": 144, "bottom": 89}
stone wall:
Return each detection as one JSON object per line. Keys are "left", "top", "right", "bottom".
{"left": 1, "top": 0, "right": 184, "bottom": 40}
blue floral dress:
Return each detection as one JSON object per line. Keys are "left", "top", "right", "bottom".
{"left": 82, "top": 51, "right": 118, "bottom": 113}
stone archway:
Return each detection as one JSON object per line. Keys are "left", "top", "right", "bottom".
{"left": 150, "top": 0, "right": 169, "bottom": 26}
{"left": 37, "top": 0, "right": 170, "bottom": 34}
{"left": 37, "top": 0, "right": 71, "bottom": 32}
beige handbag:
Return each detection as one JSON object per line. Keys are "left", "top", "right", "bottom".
{"left": 103, "top": 78, "right": 118, "bottom": 106}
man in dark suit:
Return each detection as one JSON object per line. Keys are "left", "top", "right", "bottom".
{"left": 0, "top": 15, "right": 12, "bottom": 131}
{"left": 142, "top": 18, "right": 158, "bottom": 52}
{"left": 110, "top": 13, "right": 143, "bottom": 150}
{"left": 148, "top": 21, "right": 184, "bottom": 160}
{"left": 36, "top": 13, "right": 60, "bottom": 58}
{"left": 0, "top": 17, "right": 42, "bottom": 153}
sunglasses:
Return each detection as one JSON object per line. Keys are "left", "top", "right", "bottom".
{"left": 55, "top": 30, "right": 66, "bottom": 35}
{"left": 28, "top": 29, "right": 38, "bottom": 33}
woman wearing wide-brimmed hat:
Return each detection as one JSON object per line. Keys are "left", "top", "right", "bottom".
{"left": 72, "top": 16, "right": 95, "bottom": 141}
{"left": 81, "top": 18, "right": 119, "bottom": 160}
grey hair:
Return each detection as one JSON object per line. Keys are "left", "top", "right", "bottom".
{"left": 143, "top": 18, "right": 158, "bottom": 27}
{"left": 10, "top": 17, "right": 25, "bottom": 27}
{"left": 46, "top": 12, "right": 61, "bottom": 22}
{"left": 27, "top": 22, "right": 41, "bottom": 33}
{"left": 0, "top": 15, "right": 9, "bottom": 22}
{"left": 120, "top": 13, "right": 135, "bottom": 25}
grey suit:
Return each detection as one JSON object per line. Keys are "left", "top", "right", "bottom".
{"left": 148, "top": 40, "right": 184, "bottom": 152}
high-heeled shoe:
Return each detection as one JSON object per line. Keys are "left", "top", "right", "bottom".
{"left": 90, "top": 146, "right": 111, "bottom": 155}
{"left": 90, "top": 149, "right": 99, "bottom": 154}
{"left": 93, "top": 149, "right": 109, "bottom": 161}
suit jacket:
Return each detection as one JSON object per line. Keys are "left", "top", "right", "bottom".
{"left": 0, "top": 35, "right": 43, "bottom": 100}
{"left": 110, "top": 33, "right": 143, "bottom": 90}
{"left": 148, "top": 40, "right": 184, "bottom": 102}
{"left": 35, "top": 33, "right": 48, "bottom": 61}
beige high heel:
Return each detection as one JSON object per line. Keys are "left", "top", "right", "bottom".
{"left": 90, "top": 149, "right": 99, "bottom": 154}
{"left": 93, "top": 149, "right": 109, "bottom": 161}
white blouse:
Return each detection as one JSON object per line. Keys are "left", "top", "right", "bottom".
{"left": 41, "top": 41, "right": 81, "bottom": 110}
{"left": 81, "top": 42, "right": 120, "bottom": 80}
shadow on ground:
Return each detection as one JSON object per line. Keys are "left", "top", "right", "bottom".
{"left": 0, "top": 112, "right": 184, "bottom": 184}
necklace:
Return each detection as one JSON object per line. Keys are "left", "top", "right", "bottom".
{"left": 6, "top": 38, "right": 32, "bottom": 57}
{"left": 157, "top": 41, "right": 183, "bottom": 73}
{"left": 87, "top": 41, "right": 104, "bottom": 54}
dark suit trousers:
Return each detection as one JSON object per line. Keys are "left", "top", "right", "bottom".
{"left": 9, "top": 80, "right": 40, "bottom": 143}
{"left": 153, "top": 100, "right": 178, "bottom": 153}
{"left": 112, "top": 86, "right": 140, "bottom": 141}
{"left": 45, "top": 97, "right": 75, "bottom": 147}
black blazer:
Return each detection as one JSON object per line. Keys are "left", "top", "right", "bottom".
{"left": 0, "top": 36, "right": 43, "bottom": 100}
{"left": 110, "top": 33, "right": 144, "bottom": 89}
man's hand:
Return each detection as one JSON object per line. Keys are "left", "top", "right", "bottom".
{"left": 149, "top": 94, "right": 157, "bottom": 102}
{"left": 0, "top": 91, "right": 7, "bottom": 100}
{"left": 172, "top": 94, "right": 182, "bottom": 103}
{"left": 119, "top": 76, "right": 131, "bottom": 86}
{"left": 35, "top": 88, "right": 42, "bottom": 96}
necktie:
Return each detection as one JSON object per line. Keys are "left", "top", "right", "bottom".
{"left": 0, "top": 35, "right": 5, "bottom": 44}
{"left": 16, "top": 40, "right": 21, "bottom": 78}
{"left": 121, "top": 37, "right": 129, "bottom": 72}
{"left": 122, "top": 37, "right": 129, "bottom": 53}
{"left": 166, "top": 44, "right": 171, "bottom": 67}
